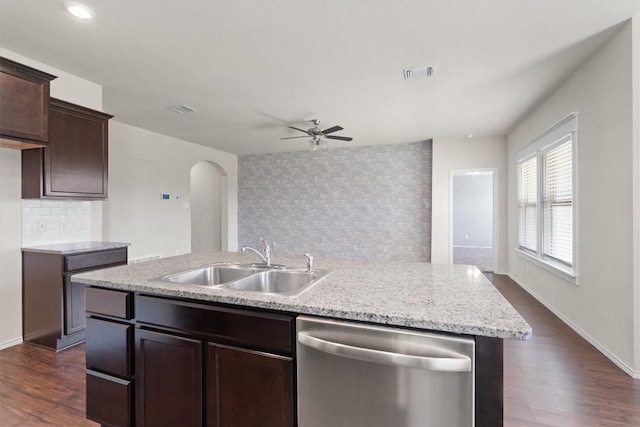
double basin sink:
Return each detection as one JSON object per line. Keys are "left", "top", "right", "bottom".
{"left": 154, "top": 263, "right": 331, "bottom": 296}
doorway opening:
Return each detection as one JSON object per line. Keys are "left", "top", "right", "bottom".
{"left": 190, "top": 161, "right": 227, "bottom": 253}
{"left": 450, "top": 169, "right": 497, "bottom": 272}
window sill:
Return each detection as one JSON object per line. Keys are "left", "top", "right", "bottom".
{"left": 515, "top": 248, "right": 578, "bottom": 285}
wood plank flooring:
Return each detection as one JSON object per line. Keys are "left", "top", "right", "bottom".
{"left": 0, "top": 343, "right": 97, "bottom": 426}
{"left": 489, "top": 273, "right": 640, "bottom": 427}
{"left": 0, "top": 274, "right": 638, "bottom": 426}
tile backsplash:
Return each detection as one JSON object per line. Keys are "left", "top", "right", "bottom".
{"left": 22, "top": 199, "right": 92, "bottom": 246}
{"left": 239, "top": 140, "right": 432, "bottom": 262}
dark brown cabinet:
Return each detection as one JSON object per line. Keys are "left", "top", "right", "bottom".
{"left": 22, "top": 98, "right": 112, "bottom": 199}
{"left": 206, "top": 342, "right": 294, "bottom": 427}
{"left": 86, "top": 287, "right": 135, "bottom": 427}
{"left": 0, "top": 57, "right": 56, "bottom": 149}
{"left": 136, "top": 329, "right": 203, "bottom": 427}
{"left": 22, "top": 246, "right": 127, "bottom": 351}
{"left": 85, "top": 291, "right": 296, "bottom": 426}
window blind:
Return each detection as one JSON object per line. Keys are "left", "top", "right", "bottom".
{"left": 543, "top": 138, "right": 573, "bottom": 266}
{"left": 516, "top": 113, "right": 577, "bottom": 279}
{"left": 518, "top": 156, "right": 537, "bottom": 253}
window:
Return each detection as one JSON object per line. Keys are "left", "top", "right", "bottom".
{"left": 517, "top": 114, "right": 577, "bottom": 279}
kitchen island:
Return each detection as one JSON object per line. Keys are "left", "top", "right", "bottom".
{"left": 73, "top": 251, "right": 531, "bottom": 427}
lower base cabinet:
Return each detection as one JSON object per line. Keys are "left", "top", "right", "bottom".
{"left": 206, "top": 342, "right": 294, "bottom": 427}
{"left": 85, "top": 289, "right": 504, "bottom": 426}
{"left": 86, "top": 370, "right": 133, "bottom": 427}
{"left": 86, "top": 289, "right": 296, "bottom": 427}
{"left": 136, "top": 329, "right": 203, "bottom": 427}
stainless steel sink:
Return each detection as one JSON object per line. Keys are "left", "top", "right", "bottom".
{"left": 154, "top": 263, "right": 331, "bottom": 296}
{"left": 157, "top": 264, "right": 255, "bottom": 286}
{"left": 222, "top": 269, "right": 331, "bottom": 296}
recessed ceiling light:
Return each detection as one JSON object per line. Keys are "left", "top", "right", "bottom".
{"left": 65, "top": 2, "right": 95, "bottom": 20}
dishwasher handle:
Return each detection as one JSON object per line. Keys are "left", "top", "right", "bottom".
{"left": 298, "top": 331, "right": 471, "bottom": 372}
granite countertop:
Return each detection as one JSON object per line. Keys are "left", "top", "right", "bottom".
{"left": 72, "top": 251, "right": 532, "bottom": 340}
{"left": 22, "top": 241, "right": 130, "bottom": 255}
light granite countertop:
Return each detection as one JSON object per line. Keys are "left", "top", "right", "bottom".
{"left": 22, "top": 241, "right": 130, "bottom": 255}
{"left": 72, "top": 251, "right": 532, "bottom": 340}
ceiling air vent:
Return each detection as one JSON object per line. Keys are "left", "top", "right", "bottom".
{"left": 403, "top": 66, "right": 436, "bottom": 80}
{"left": 167, "top": 104, "right": 197, "bottom": 114}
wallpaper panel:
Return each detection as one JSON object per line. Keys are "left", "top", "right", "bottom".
{"left": 238, "top": 141, "right": 432, "bottom": 262}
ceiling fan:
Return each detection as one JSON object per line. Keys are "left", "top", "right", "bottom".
{"left": 280, "top": 119, "right": 353, "bottom": 147}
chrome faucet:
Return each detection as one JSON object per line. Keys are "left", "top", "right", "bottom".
{"left": 241, "top": 237, "right": 272, "bottom": 267}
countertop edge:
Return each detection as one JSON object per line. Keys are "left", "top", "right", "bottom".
{"left": 22, "top": 241, "right": 131, "bottom": 255}
{"left": 73, "top": 275, "right": 533, "bottom": 341}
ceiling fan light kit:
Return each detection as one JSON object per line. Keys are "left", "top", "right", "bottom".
{"left": 280, "top": 119, "right": 353, "bottom": 150}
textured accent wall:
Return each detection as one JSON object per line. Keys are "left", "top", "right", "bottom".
{"left": 239, "top": 141, "right": 432, "bottom": 262}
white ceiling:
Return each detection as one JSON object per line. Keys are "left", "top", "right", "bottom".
{"left": 1, "top": 0, "right": 638, "bottom": 155}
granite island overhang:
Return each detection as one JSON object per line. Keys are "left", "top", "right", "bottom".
{"left": 72, "top": 251, "right": 532, "bottom": 340}
{"left": 72, "top": 251, "right": 532, "bottom": 426}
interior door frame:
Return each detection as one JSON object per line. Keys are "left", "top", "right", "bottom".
{"left": 449, "top": 168, "right": 499, "bottom": 272}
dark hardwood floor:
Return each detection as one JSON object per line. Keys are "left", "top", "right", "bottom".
{"left": 0, "top": 274, "right": 638, "bottom": 426}
{"left": 489, "top": 273, "right": 640, "bottom": 426}
{"left": 0, "top": 342, "right": 97, "bottom": 426}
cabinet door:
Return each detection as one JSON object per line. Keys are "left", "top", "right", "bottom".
{"left": 0, "top": 57, "right": 56, "bottom": 148}
{"left": 63, "top": 277, "right": 86, "bottom": 335}
{"left": 44, "top": 99, "right": 111, "bottom": 198}
{"left": 206, "top": 343, "right": 294, "bottom": 427}
{"left": 136, "top": 328, "right": 203, "bottom": 427}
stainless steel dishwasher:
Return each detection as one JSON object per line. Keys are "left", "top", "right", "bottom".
{"left": 296, "top": 316, "right": 475, "bottom": 427}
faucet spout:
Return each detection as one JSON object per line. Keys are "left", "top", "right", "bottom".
{"left": 241, "top": 246, "right": 269, "bottom": 265}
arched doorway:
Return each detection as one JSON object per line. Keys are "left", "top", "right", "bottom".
{"left": 190, "top": 161, "right": 227, "bottom": 253}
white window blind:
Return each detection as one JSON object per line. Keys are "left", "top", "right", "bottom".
{"left": 543, "top": 138, "right": 572, "bottom": 266}
{"left": 518, "top": 157, "right": 537, "bottom": 253}
{"left": 516, "top": 113, "right": 577, "bottom": 279}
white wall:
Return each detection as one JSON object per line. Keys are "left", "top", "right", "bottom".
{"left": 0, "top": 148, "right": 23, "bottom": 348}
{"left": 507, "top": 20, "right": 637, "bottom": 374}
{"left": 0, "top": 47, "right": 103, "bottom": 348}
{"left": 431, "top": 136, "right": 508, "bottom": 272}
{"left": 104, "top": 122, "right": 238, "bottom": 261}
{"left": 633, "top": 15, "right": 640, "bottom": 377}
{"left": 191, "top": 161, "right": 223, "bottom": 252}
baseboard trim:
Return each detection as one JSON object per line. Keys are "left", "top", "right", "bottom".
{"left": 508, "top": 273, "right": 640, "bottom": 379}
{"left": 0, "top": 337, "right": 23, "bottom": 351}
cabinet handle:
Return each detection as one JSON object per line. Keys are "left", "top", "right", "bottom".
{"left": 298, "top": 331, "right": 471, "bottom": 372}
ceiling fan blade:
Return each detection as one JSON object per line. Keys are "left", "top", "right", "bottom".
{"left": 288, "top": 126, "right": 311, "bottom": 135}
{"left": 280, "top": 136, "right": 311, "bottom": 140}
{"left": 321, "top": 125, "right": 344, "bottom": 135}
{"left": 326, "top": 135, "right": 353, "bottom": 141}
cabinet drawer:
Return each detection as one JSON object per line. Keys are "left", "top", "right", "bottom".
{"left": 86, "top": 318, "right": 133, "bottom": 377}
{"left": 136, "top": 295, "right": 295, "bottom": 354}
{"left": 86, "top": 370, "right": 133, "bottom": 427}
{"left": 65, "top": 248, "right": 127, "bottom": 272}
{"left": 86, "top": 287, "right": 132, "bottom": 319}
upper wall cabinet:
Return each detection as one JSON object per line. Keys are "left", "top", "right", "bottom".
{"left": 22, "top": 98, "right": 113, "bottom": 199}
{"left": 0, "top": 57, "right": 57, "bottom": 149}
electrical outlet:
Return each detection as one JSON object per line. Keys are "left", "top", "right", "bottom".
{"left": 38, "top": 221, "right": 46, "bottom": 231}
